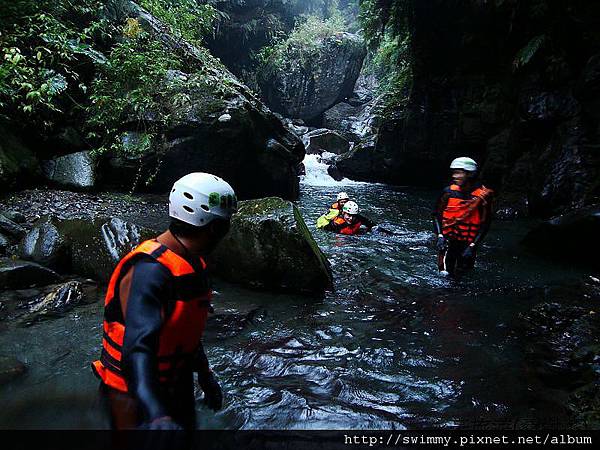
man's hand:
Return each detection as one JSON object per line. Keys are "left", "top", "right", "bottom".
{"left": 198, "top": 370, "right": 223, "bottom": 411}
{"left": 436, "top": 235, "right": 448, "bottom": 251}
{"left": 462, "top": 244, "right": 476, "bottom": 259}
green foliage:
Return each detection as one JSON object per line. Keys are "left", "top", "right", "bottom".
{"left": 0, "top": 0, "right": 108, "bottom": 125}
{"left": 256, "top": 12, "right": 348, "bottom": 78}
{"left": 139, "top": 0, "right": 220, "bottom": 45}
{"left": 513, "top": 34, "right": 546, "bottom": 71}
{"left": 358, "top": 0, "right": 412, "bottom": 111}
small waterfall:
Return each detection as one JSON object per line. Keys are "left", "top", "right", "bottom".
{"left": 300, "top": 152, "right": 364, "bottom": 187}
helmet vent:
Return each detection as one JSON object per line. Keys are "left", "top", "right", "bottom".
{"left": 183, "top": 205, "right": 194, "bottom": 213}
{"left": 183, "top": 192, "right": 194, "bottom": 200}
{"left": 171, "top": 188, "right": 176, "bottom": 193}
{"left": 200, "top": 204, "right": 210, "bottom": 212}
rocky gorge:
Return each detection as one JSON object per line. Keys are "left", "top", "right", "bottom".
{"left": 1, "top": 0, "right": 600, "bottom": 432}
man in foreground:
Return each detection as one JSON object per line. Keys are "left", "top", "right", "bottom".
{"left": 92, "top": 172, "right": 237, "bottom": 429}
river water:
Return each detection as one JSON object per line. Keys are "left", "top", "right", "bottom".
{"left": 0, "top": 154, "right": 594, "bottom": 429}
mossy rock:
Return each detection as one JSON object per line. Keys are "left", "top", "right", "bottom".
{"left": 211, "top": 197, "right": 332, "bottom": 295}
{"left": 19, "top": 215, "right": 155, "bottom": 282}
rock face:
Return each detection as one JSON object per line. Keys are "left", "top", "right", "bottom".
{"left": 522, "top": 204, "right": 600, "bottom": 270}
{"left": 18, "top": 215, "right": 154, "bottom": 281}
{"left": 42, "top": 151, "right": 96, "bottom": 189}
{"left": 259, "top": 32, "right": 366, "bottom": 122}
{"left": 339, "top": 1, "right": 600, "bottom": 218}
{"left": 305, "top": 129, "right": 350, "bottom": 155}
{"left": 20, "top": 216, "right": 71, "bottom": 271}
{"left": 210, "top": 197, "right": 333, "bottom": 295}
{"left": 0, "top": 259, "right": 60, "bottom": 289}
{"left": 18, "top": 281, "right": 85, "bottom": 326}
{"left": 322, "top": 98, "right": 384, "bottom": 143}
{"left": 0, "top": 126, "right": 40, "bottom": 190}
{"left": 0, "top": 357, "right": 27, "bottom": 386}
{"left": 0, "top": 213, "right": 26, "bottom": 240}
{"left": 100, "top": 1, "right": 305, "bottom": 201}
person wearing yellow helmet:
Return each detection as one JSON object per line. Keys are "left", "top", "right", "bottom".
{"left": 433, "top": 157, "right": 494, "bottom": 277}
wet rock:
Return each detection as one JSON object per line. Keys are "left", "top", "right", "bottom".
{"left": 1, "top": 210, "right": 26, "bottom": 224}
{"left": 18, "top": 281, "right": 84, "bottom": 326}
{"left": 0, "top": 213, "right": 26, "bottom": 240}
{"left": 0, "top": 259, "right": 60, "bottom": 289}
{"left": 335, "top": 136, "right": 382, "bottom": 182}
{"left": 55, "top": 216, "right": 155, "bottom": 282}
{"left": 322, "top": 102, "right": 363, "bottom": 141}
{"left": 42, "top": 151, "right": 96, "bottom": 189}
{"left": 20, "top": 216, "right": 71, "bottom": 271}
{"left": 522, "top": 204, "right": 600, "bottom": 270}
{"left": 0, "top": 356, "right": 27, "bottom": 385}
{"left": 101, "top": 3, "right": 304, "bottom": 201}
{"left": 305, "top": 129, "right": 350, "bottom": 155}
{"left": 0, "top": 233, "right": 9, "bottom": 254}
{"left": 326, "top": 164, "right": 344, "bottom": 182}
{"left": 259, "top": 32, "right": 366, "bottom": 121}
{"left": 0, "top": 125, "right": 40, "bottom": 190}
{"left": 211, "top": 197, "right": 332, "bottom": 295}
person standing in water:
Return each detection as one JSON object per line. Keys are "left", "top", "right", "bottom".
{"left": 433, "top": 157, "right": 494, "bottom": 277}
{"left": 92, "top": 172, "right": 237, "bottom": 430}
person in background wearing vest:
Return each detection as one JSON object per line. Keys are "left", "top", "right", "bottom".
{"left": 316, "top": 191, "right": 350, "bottom": 229}
{"left": 324, "top": 201, "right": 377, "bottom": 235}
{"left": 92, "top": 173, "right": 237, "bottom": 430}
{"left": 433, "top": 157, "right": 494, "bottom": 278}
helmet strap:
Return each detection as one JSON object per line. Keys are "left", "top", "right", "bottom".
{"left": 172, "top": 232, "right": 194, "bottom": 260}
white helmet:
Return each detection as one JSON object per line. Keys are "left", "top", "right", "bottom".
{"left": 450, "top": 157, "right": 478, "bottom": 172}
{"left": 169, "top": 172, "right": 237, "bottom": 227}
{"left": 342, "top": 201, "right": 359, "bottom": 215}
{"left": 337, "top": 192, "right": 350, "bottom": 201}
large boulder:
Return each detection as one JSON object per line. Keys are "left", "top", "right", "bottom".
{"left": 0, "top": 126, "right": 40, "bottom": 190}
{"left": 100, "top": 2, "right": 304, "bottom": 201}
{"left": 20, "top": 216, "right": 71, "bottom": 271}
{"left": 18, "top": 281, "right": 85, "bottom": 326}
{"left": 522, "top": 204, "right": 600, "bottom": 270}
{"left": 322, "top": 98, "right": 384, "bottom": 143}
{"left": 211, "top": 197, "right": 332, "bottom": 295}
{"left": 259, "top": 32, "right": 366, "bottom": 121}
{"left": 0, "top": 213, "right": 26, "bottom": 240}
{"left": 305, "top": 129, "right": 350, "bottom": 155}
{"left": 42, "top": 151, "right": 96, "bottom": 189}
{"left": 19, "top": 215, "right": 155, "bottom": 281}
{"left": 0, "top": 357, "right": 27, "bottom": 386}
{"left": 0, "top": 259, "right": 61, "bottom": 290}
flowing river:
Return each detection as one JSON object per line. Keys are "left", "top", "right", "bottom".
{"left": 0, "top": 154, "right": 594, "bottom": 429}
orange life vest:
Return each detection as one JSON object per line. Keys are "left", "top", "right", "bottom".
{"left": 442, "top": 184, "right": 493, "bottom": 243}
{"left": 331, "top": 202, "right": 342, "bottom": 210}
{"left": 92, "top": 240, "right": 212, "bottom": 393}
{"left": 332, "top": 216, "right": 362, "bottom": 235}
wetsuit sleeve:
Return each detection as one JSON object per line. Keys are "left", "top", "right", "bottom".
{"left": 323, "top": 219, "right": 340, "bottom": 232}
{"left": 121, "top": 258, "right": 172, "bottom": 422}
{"left": 192, "top": 341, "right": 211, "bottom": 376}
{"left": 472, "top": 192, "right": 494, "bottom": 246}
{"left": 358, "top": 214, "right": 376, "bottom": 229}
{"left": 432, "top": 189, "right": 449, "bottom": 234}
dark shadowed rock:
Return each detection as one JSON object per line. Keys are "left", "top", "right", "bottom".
{"left": 0, "top": 126, "right": 40, "bottom": 190}
{"left": 0, "top": 259, "right": 60, "bottom": 289}
{"left": 259, "top": 32, "right": 366, "bottom": 121}
{"left": 305, "top": 129, "right": 350, "bottom": 155}
{"left": 18, "top": 281, "right": 85, "bottom": 326}
{"left": 42, "top": 151, "right": 96, "bottom": 189}
{"left": 0, "top": 214, "right": 26, "bottom": 240}
{"left": 20, "top": 216, "right": 71, "bottom": 271}
{"left": 101, "top": 2, "right": 304, "bottom": 200}
{"left": 0, "top": 233, "right": 9, "bottom": 254}
{"left": 522, "top": 204, "right": 600, "bottom": 270}
{"left": 0, "top": 357, "right": 27, "bottom": 386}
{"left": 211, "top": 197, "right": 332, "bottom": 295}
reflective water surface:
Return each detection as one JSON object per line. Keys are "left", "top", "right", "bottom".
{"left": 0, "top": 178, "right": 591, "bottom": 429}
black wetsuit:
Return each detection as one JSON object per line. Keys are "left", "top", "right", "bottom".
{"left": 324, "top": 214, "right": 377, "bottom": 234}
{"left": 432, "top": 183, "right": 492, "bottom": 277}
{"left": 98, "top": 257, "right": 210, "bottom": 429}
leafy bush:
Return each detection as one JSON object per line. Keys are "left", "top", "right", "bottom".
{"left": 255, "top": 12, "right": 348, "bottom": 78}
{"left": 0, "top": 0, "right": 107, "bottom": 127}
